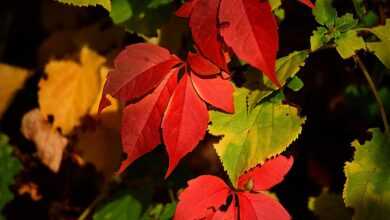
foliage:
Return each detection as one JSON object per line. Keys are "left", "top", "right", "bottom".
{"left": 344, "top": 128, "right": 390, "bottom": 220}
{"left": 55, "top": 0, "right": 111, "bottom": 11}
{"left": 308, "top": 189, "right": 352, "bottom": 220}
{"left": 0, "top": 134, "right": 22, "bottom": 212}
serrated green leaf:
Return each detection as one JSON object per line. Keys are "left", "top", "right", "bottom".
{"left": 109, "top": 0, "right": 174, "bottom": 37}
{"left": 209, "top": 87, "right": 306, "bottom": 185}
{"left": 0, "top": 133, "right": 22, "bottom": 211}
{"left": 335, "top": 30, "right": 365, "bottom": 59}
{"left": 247, "top": 50, "right": 309, "bottom": 109}
{"left": 309, "top": 189, "right": 352, "bottom": 220}
{"left": 365, "top": 19, "right": 390, "bottom": 69}
{"left": 93, "top": 193, "right": 142, "bottom": 220}
{"left": 287, "top": 76, "right": 304, "bottom": 92}
{"left": 310, "top": 27, "right": 329, "bottom": 52}
{"left": 55, "top": 0, "right": 111, "bottom": 11}
{"left": 312, "top": 0, "right": 337, "bottom": 27}
{"left": 335, "top": 13, "right": 358, "bottom": 32}
{"left": 344, "top": 128, "right": 390, "bottom": 220}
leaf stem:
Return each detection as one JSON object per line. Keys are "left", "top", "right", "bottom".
{"left": 353, "top": 54, "right": 390, "bottom": 135}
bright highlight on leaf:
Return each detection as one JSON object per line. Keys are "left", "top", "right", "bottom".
{"left": 344, "top": 128, "right": 390, "bottom": 220}
{"left": 174, "top": 155, "right": 293, "bottom": 220}
{"left": 209, "top": 87, "right": 306, "bottom": 183}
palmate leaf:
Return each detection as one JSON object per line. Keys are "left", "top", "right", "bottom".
{"left": 55, "top": 0, "right": 111, "bottom": 11}
{"left": 209, "top": 87, "right": 306, "bottom": 184}
{"left": 0, "top": 134, "right": 22, "bottom": 211}
{"left": 344, "top": 128, "right": 390, "bottom": 220}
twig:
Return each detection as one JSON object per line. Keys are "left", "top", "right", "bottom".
{"left": 353, "top": 54, "right": 390, "bottom": 135}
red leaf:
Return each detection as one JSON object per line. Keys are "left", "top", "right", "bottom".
{"left": 187, "top": 52, "right": 220, "bottom": 76}
{"left": 237, "top": 156, "right": 293, "bottom": 191}
{"left": 298, "top": 0, "right": 315, "bottom": 8}
{"left": 117, "top": 69, "right": 179, "bottom": 174}
{"left": 238, "top": 192, "right": 291, "bottom": 220}
{"left": 162, "top": 74, "right": 209, "bottom": 177}
{"left": 99, "top": 43, "right": 181, "bottom": 112}
{"left": 174, "top": 175, "right": 231, "bottom": 220}
{"left": 190, "top": 72, "right": 234, "bottom": 113}
{"left": 219, "top": 0, "right": 280, "bottom": 86}
{"left": 210, "top": 196, "right": 238, "bottom": 220}
{"left": 189, "top": 0, "right": 227, "bottom": 71}
{"left": 176, "top": 0, "right": 199, "bottom": 18}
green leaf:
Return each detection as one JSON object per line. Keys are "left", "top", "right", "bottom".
{"left": 93, "top": 193, "right": 142, "bottom": 220}
{"left": 335, "top": 13, "right": 358, "bottom": 32}
{"left": 141, "top": 203, "right": 176, "bottom": 220}
{"left": 269, "top": 0, "right": 281, "bottom": 10}
{"left": 287, "top": 76, "right": 304, "bottom": 92}
{"left": 247, "top": 50, "right": 309, "bottom": 109}
{"left": 335, "top": 30, "right": 365, "bottom": 59}
{"left": 310, "top": 27, "right": 329, "bottom": 52}
{"left": 365, "top": 19, "right": 390, "bottom": 69}
{"left": 109, "top": 0, "right": 174, "bottom": 37}
{"left": 209, "top": 87, "right": 306, "bottom": 184}
{"left": 312, "top": 0, "right": 337, "bottom": 27}
{"left": 0, "top": 133, "right": 22, "bottom": 211}
{"left": 54, "top": 0, "right": 111, "bottom": 11}
{"left": 344, "top": 128, "right": 390, "bottom": 220}
{"left": 352, "top": 0, "right": 366, "bottom": 18}
{"left": 309, "top": 189, "right": 352, "bottom": 220}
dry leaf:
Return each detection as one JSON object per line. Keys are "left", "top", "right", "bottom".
{"left": 39, "top": 46, "right": 105, "bottom": 134}
{"left": 21, "top": 109, "right": 68, "bottom": 172}
{"left": 75, "top": 126, "right": 122, "bottom": 179}
{"left": 18, "top": 182, "right": 42, "bottom": 201}
{"left": 0, "top": 64, "right": 30, "bottom": 118}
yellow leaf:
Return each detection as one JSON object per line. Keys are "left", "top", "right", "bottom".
{"left": 39, "top": 47, "right": 105, "bottom": 134}
{"left": 0, "top": 64, "right": 30, "bottom": 119}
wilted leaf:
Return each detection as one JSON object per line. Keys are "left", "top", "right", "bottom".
{"left": 39, "top": 47, "right": 105, "bottom": 134}
{"left": 209, "top": 88, "right": 305, "bottom": 184}
{"left": 344, "top": 128, "right": 390, "bottom": 220}
{"left": 0, "top": 64, "right": 30, "bottom": 119}
{"left": 21, "top": 109, "right": 68, "bottom": 173}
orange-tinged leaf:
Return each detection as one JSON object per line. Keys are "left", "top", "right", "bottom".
{"left": 0, "top": 64, "right": 30, "bottom": 119}
{"left": 162, "top": 74, "right": 208, "bottom": 177}
{"left": 99, "top": 43, "right": 181, "bottom": 112}
{"left": 219, "top": 0, "right": 280, "bottom": 86}
{"left": 190, "top": 72, "right": 234, "bottom": 113}
{"left": 118, "top": 69, "right": 179, "bottom": 174}
{"left": 39, "top": 46, "right": 105, "bottom": 134}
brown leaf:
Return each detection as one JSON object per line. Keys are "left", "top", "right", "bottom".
{"left": 21, "top": 109, "right": 68, "bottom": 172}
